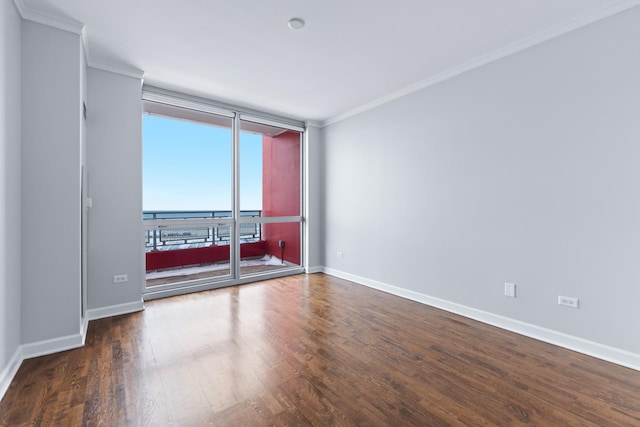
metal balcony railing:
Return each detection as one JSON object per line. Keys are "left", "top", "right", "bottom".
{"left": 143, "top": 210, "right": 262, "bottom": 251}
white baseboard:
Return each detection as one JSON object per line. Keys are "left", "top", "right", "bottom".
{"left": 0, "top": 300, "right": 145, "bottom": 403}
{"left": 321, "top": 267, "right": 640, "bottom": 372}
{"left": 81, "top": 315, "right": 89, "bottom": 345}
{"left": 2, "top": 326, "right": 89, "bottom": 401}
{"left": 305, "top": 266, "right": 323, "bottom": 274}
{"left": 0, "top": 347, "right": 23, "bottom": 402}
{"left": 20, "top": 331, "right": 85, "bottom": 361}
{"left": 85, "top": 300, "right": 144, "bottom": 321}
{"left": 16, "top": 300, "right": 144, "bottom": 362}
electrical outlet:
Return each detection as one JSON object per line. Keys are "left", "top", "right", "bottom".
{"left": 113, "top": 274, "right": 128, "bottom": 284}
{"left": 504, "top": 282, "right": 516, "bottom": 298}
{"left": 337, "top": 251, "right": 343, "bottom": 258}
{"left": 558, "top": 295, "right": 579, "bottom": 308}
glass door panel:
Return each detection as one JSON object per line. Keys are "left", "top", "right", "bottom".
{"left": 238, "top": 221, "right": 301, "bottom": 277}
{"left": 145, "top": 222, "right": 232, "bottom": 287}
{"left": 142, "top": 96, "right": 306, "bottom": 294}
{"left": 239, "top": 121, "right": 301, "bottom": 217}
{"left": 143, "top": 105, "right": 234, "bottom": 289}
{"left": 239, "top": 118, "right": 303, "bottom": 278}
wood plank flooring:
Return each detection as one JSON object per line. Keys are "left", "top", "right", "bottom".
{"left": 1, "top": 273, "right": 639, "bottom": 426}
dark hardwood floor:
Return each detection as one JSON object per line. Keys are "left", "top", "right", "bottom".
{"left": 1, "top": 273, "right": 639, "bottom": 426}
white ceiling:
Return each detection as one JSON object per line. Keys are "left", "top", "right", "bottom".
{"left": 18, "top": 0, "right": 640, "bottom": 123}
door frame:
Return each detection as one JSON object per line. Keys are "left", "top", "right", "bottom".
{"left": 141, "top": 89, "right": 305, "bottom": 300}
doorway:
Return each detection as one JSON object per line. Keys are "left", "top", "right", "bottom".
{"left": 142, "top": 94, "right": 304, "bottom": 296}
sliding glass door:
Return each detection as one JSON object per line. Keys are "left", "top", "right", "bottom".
{"left": 239, "top": 117, "right": 302, "bottom": 277}
{"left": 143, "top": 103, "right": 234, "bottom": 289}
{"left": 142, "top": 94, "right": 304, "bottom": 294}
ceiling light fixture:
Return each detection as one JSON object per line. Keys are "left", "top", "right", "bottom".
{"left": 288, "top": 17, "right": 305, "bottom": 30}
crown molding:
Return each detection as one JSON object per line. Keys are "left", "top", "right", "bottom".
{"left": 14, "top": 0, "right": 90, "bottom": 70}
{"left": 13, "top": 0, "right": 145, "bottom": 81}
{"left": 304, "top": 120, "right": 323, "bottom": 128}
{"left": 88, "top": 59, "right": 145, "bottom": 80}
{"left": 12, "top": 0, "right": 25, "bottom": 17}
{"left": 323, "top": 0, "right": 640, "bottom": 127}
{"left": 13, "top": 0, "right": 84, "bottom": 35}
{"left": 13, "top": 0, "right": 640, "bottom": 127}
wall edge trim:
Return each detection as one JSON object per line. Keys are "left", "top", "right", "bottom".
{"left": 20, "top": 333, "right": 84, "bottom": 362}
{"left": 0, "top": 348, "right": 23, "bottom": 402}
{"left": 322, "top": 1, "right": 640, "bottom": 127}
{"left": 14, "top": 0, "right": 84, "bottom": 35}
{"left": 85, "top": 300, "right": 145, "bottom": 322}
{"left": 0, "top": 302, "right": 143, "bottom": 402}
{"left": 304, "top": 120, "right": 323, "bottom": 128}
{"left": 87, "top": 60, "right": 145, "bottom": 80}
{"left": 320, "top": 267, "right": 640, "bottom": 372}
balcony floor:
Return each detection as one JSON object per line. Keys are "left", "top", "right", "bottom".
{"left": 146, "top": 255, "right": 292, "bottom": 287}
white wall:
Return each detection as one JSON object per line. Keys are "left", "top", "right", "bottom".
{"left": 0, "top": 0, "right": 22, "bottom": 387}
{"left": 86, "top": 67, "right": 143, "bottom": 312}
{"left": 322, "top": 7, "right": 640, "bottom": 356}
{"left": 21, "top": 21, "right": 82, "bottom": 344}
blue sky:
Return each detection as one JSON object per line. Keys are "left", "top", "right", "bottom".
{"left": 143, "top": 115, "right": 263, "bottom": 211}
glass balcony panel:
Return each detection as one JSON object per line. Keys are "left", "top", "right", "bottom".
{"left": 239, "top": 221, "right": 301, "bottom": 277}
{"left": 143, "top": 108, "right": 234, "bottom": 288}
{"left": 239, "top": 121, "right": 300, "bottom": 217}
{"left": 145, "top": 223, "right": 232, "bottom": 287}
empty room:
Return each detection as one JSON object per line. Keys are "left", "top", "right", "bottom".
{"left": 1, "top": 0, "right": 640, "bottom": 425}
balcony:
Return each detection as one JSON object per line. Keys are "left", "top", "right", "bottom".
{"left": 142, "top": 114, "right": 303, "bottom": 289}
{"left": 144, "top": 210, "right": 300, "bottom": 287}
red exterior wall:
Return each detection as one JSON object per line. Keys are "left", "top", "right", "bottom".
{"left": 146, "top": 241, "right": 266, "bottom": 271}
{"left": 262, "top": 131, "right": 301, "bottom": 265}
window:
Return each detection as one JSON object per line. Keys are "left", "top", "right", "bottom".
{"left": 142, "top": 90, "right": 304, "bottom": 296}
